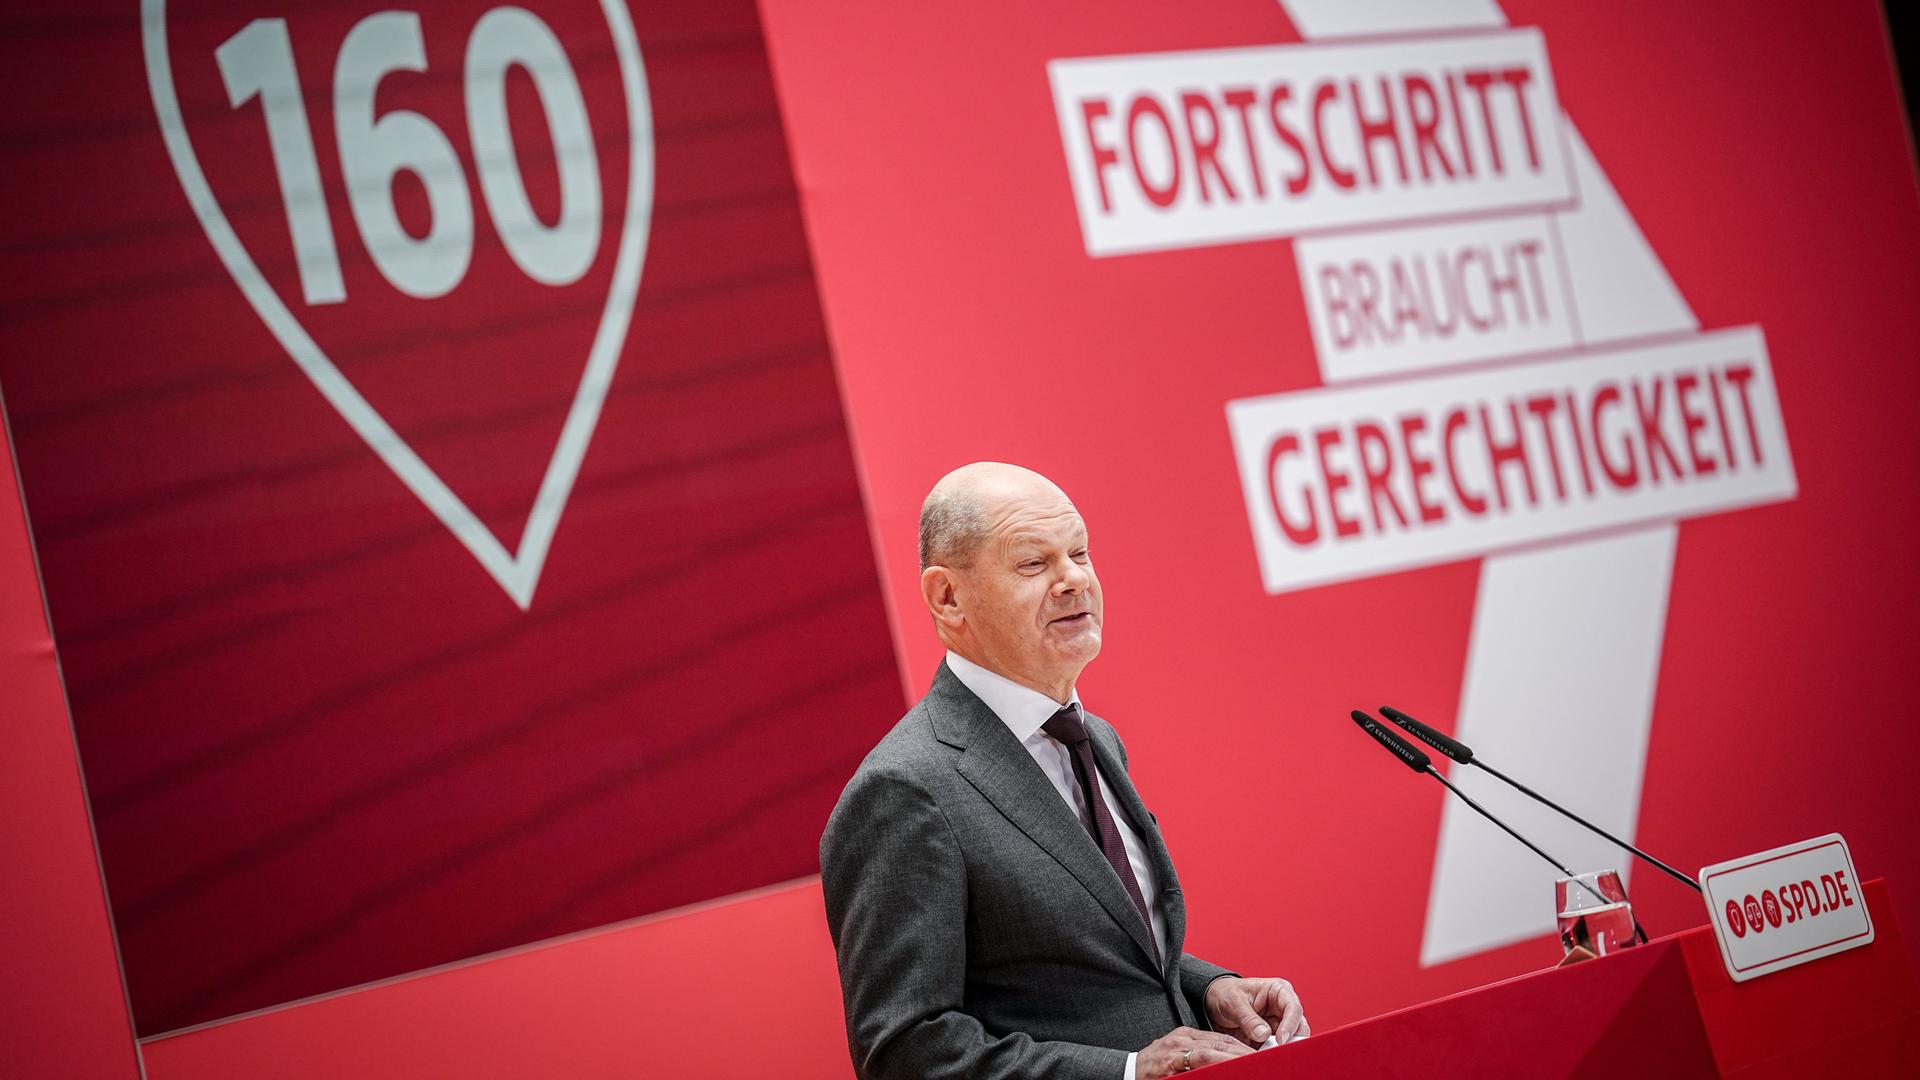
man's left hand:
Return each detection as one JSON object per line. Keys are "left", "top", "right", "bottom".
{"left": 1204, "top": 976, "right": 1309, "bottom": 1047}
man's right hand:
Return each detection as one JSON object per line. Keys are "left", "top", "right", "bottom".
{"left": 1136, "top": 1027, "right": 1255, "bottom": 1077}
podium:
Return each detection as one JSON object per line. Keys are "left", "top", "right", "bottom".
{"left": 1209, "top": 879, "right": 1918, "bottom": 1077}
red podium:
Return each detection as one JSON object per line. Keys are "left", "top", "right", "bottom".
{"left": 1210, "top": 879, "right": 1917, "bottom": 1078}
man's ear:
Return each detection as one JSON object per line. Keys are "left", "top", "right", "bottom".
{"left": 920, "top": 565, "right": 965, "bottom": 629}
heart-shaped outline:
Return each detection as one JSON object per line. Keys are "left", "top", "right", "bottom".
{"left": 141, "top": 0, "right": 653, "bottom": 609}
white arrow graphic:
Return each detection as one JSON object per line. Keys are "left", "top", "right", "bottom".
{"left": 1275, "top": 0, "right": 1718, "bottom": 964}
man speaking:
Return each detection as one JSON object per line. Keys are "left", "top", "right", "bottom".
{"left": 821, "top": 463, "right": 1308, "bottom": 1079}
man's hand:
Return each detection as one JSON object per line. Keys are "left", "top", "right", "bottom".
{"left": 1203, "top": 976, "right": 1309, "bottom": 1047}
{"left": 1136, "top": 1027, "right": 1254, "bottom": 1078}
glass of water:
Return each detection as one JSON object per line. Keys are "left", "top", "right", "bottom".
{"left": 1556, "top": 869, "right": 1637, "bottom": 958}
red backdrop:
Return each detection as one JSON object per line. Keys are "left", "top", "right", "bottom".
{"left": 0, "top": 398, "right": 142, "bottom": 1079}
{"left": 756, "top": 0, "right": 1920, "bottom": 1029}
{"left": 0, "top": 0, "right": 1916, "bottom": 1075}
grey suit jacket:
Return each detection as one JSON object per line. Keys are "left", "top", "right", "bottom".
{"left": 820, "top": 662, "right": 1235, "bottom": 1080}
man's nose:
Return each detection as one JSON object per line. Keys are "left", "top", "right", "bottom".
{"left": 1053, "top": 559, "right": 1091, "bottom": 593}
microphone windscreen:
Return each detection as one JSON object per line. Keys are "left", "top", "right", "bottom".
{"left": 1350, "top": 709, "right": 1432, "bottom": 773}
{"left": 1381, "top": 705, "right": 1474, "bottom": 764}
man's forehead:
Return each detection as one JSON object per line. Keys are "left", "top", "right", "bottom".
{"left": 923, "top": 461, "right": 1090, "bottom": 549}
{"left": 993, "top": 504, "right": 1087, "bottom": 544}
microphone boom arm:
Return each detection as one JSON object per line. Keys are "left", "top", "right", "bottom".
{"left": 1381, "top": 704, "right": 1703, "bottom": 894}
{"left": 1351, "top": 709, "right": 1632, "bottom": 928}
{"left": 1424, "top": 765, "right": 1574, "bottom": 878}
{"left": 1470, "top": 759, "right": 1702, "bottom": 893}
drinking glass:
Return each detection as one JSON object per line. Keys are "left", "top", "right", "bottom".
{"left": 1556, "top": 869, "right": 1637, "bottom": 958}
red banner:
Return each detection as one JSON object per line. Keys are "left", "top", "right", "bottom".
{"left": 759, "top": 0, "right": 1920, "bottom": 1028}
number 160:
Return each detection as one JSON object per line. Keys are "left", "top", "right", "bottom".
{"left": 218, "top": 7, "right": 602, "bottom": 305}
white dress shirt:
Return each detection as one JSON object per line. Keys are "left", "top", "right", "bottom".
{"left": 944, "top": 652, "right": 1168, "bottom": 1080}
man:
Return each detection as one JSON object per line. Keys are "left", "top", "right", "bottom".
{"left": 821, "top": 463, "right": 1307, "bottom": 1080}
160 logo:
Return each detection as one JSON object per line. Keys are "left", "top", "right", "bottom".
{"left": 144, "top": 1, "right": 654, "bottom": 607}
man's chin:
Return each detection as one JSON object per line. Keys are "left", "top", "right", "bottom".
{"left": 1046, "top": 626, "right": 1101, "bottom": 663}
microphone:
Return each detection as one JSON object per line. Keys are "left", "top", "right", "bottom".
{"left": 1349, "top": 710, "right": 1638, "bottom": 938}
{"left": 1348, "top": 710, "right": 1575, "bottom": 879}
{"left": 1351, "top": 711, "right": 1651, "bottom": 937}
{"left": 1350, "top": 708, "right": 1430, "bottom": 772}
{"left": 1379, "top": 705, "right": 1701, "bottom": 894}
{"left": 1378, "top": 704, "right": 1472, "bottom": 763}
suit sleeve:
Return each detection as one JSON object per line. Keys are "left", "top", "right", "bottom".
{"left": 820, "top": 764, "right": 1129, "bottom": 1080}
{"left": 1176, "top": 954, "right": 1236, "bottom": 1020}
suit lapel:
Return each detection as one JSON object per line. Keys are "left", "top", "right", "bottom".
{"left": 927, "top": 664, "right": 1162, "bottom": 973}
{"left": 1087, "top": 720, "right": 1187, "bottom": 973}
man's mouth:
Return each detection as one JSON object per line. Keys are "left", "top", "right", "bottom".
{"left": 1049, "top": 612, "right": 1093, "bottom": 626}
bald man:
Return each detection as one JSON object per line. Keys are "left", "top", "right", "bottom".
{"left": 820, "top": 464, "right": 1307, "bottom": 1080}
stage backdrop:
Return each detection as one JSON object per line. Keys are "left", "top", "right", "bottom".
{"left": 757, "top": 0, "right": 1920, "bottom": 1030}
{"left": 0, "top": 0, "right": 1916, "bottom": 1073}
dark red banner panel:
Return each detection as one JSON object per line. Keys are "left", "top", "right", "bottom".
{"left": 0, "top": 0, "right": 899, "bottom": 1034}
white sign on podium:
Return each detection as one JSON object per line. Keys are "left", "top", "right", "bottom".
{"left": 1699, "top": 833, "right": 1873, "bottom": 982}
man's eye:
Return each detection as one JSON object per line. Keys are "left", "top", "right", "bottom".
{"left": 1071, "top": 550, "right": 1089, "bottom": 562}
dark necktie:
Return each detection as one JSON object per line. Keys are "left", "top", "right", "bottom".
{"left": 1042, "top": 704, "right": 1159, "bottom": 962}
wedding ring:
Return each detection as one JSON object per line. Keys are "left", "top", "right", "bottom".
{"left": 1182, "top": 1047, "right": 1193, "bottom": 1071}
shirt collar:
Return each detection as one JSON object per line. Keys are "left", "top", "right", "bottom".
{"left": 945, "top": 650, "right": 1081, "bottom": 744}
